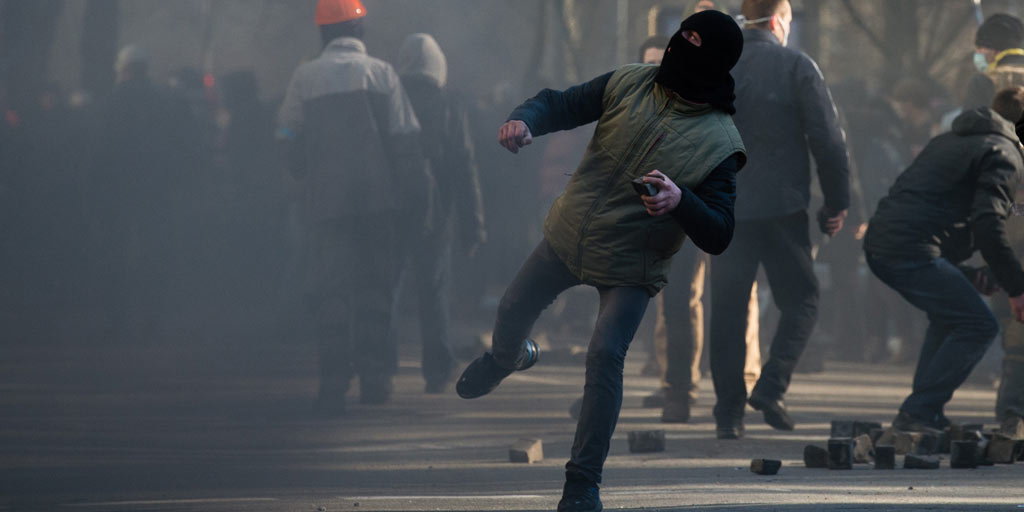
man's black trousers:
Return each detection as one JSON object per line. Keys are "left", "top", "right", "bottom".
{"left": 709, "top": 211, "right": 819, "bottom": 422}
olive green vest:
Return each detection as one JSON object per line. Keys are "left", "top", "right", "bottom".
{"left": 543, "top": 64, "right": 746, "bottom": 295}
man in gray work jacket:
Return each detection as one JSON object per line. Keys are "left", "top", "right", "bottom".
{"left": 277, "top": 0, "right": 431, "bottom": 416}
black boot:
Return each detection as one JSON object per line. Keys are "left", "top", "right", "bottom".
{"left": 661, "top": 389, "right": 692, "bottom": 423}
{"left": 456, "top": 339, "right": 539, "bottom": 399}
{"left": 748, "top": 393, "right": 795, "bottom": 431}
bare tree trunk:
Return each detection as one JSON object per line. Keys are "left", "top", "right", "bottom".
{"left": 523, "top": 0, "right": 549, "bottom": 91}
{"left": 801, "top": 0, "right": 822, "bottom": 62}
{"left": 0, "top": 0, "right": 64, "bottom": 112}
{"left": 81, "top": 0, "right": 119, "bottom": 97}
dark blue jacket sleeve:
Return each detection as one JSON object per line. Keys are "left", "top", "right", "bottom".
{"left": 795, "top": 56, "right": 850, "bottom": 214}
{"left": 970, "top": 143, "right": 1024, "bottom": 296}
{"left": 506, "top": 72, "right": 613, "bottom": 136}
{"left": 670, "top": 154, "right": 739, "bottom": 255}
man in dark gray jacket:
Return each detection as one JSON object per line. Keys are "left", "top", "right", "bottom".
{"left": 865, "top": 87, "right": 1024, "bottom": 432}
{"left": 708, "top": 0, "right": 850, "bottom": 439}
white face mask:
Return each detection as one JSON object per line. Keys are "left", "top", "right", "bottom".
{"left": 740, "top": 13, "right": 790, "bottom": 46}
{"left": 974, "top": 52, "right": 990, "bottom": 72}
{"left": 777, "top": 14, "right": 791, "bottom": 46}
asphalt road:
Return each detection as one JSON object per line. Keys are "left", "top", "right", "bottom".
{"left": 2, "top": 340, "right": 1023, "bottom": 512}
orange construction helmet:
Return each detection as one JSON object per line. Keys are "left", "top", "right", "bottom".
{"left": 315, "top": 0, "right": 366, "bottom": 26}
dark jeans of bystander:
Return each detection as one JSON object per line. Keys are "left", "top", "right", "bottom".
{"left": 866, "top": 253, "right": 999, "bottom": 422}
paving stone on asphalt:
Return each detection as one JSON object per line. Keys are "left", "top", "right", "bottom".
{"left": 869, "top": 428, "right": 886, "bottom": 445}
{"left": 976, "top": 436, "right": 994, "bottom": 466}
{"left": 853, "top": 434, "right": 874, "bottom": 464}
{"left": 874, "top": 445, "right": 895, "bottom": 470}
{"left": 937, "top": 430, "right": 951, "bottom": 454}
{"left": 628, "top": 430, "right": 666, "bottom": 453}
{"left": 904, "top": 454, "right": 940, "bottom": 470}
{"left": 948, "top": 423, "right": 964, "bottom": 442}
{"left": 986, "top": 435, "right": 1019, "bottom": 464}
{"left": 750, "top": 459, "right": 781, "bottom": 475}
{"left": 878, "top": 427, "right": 914, "bottom": 455}
{"left": 803, "top": 445, "right": 829, "bottom": 468}
{"left": 509, "top": 438, "right": 543, "bottom": 463}
{"left": 913, "top": 432, "right": 939, "bottom": 455}
{"left": 831, "top": 420, "right": 854, "bottom": 439}
{"left": 1000, "top": 416, "right": 1024, "bottom": 440}
{"left": 950, "top": 440, "right": 978, "bottom": 469}
{"left": 828, "top": 438, "right": 854, "bottom": 470}
{"left": 854, "top": 421, "right": 882, "bottom": 438}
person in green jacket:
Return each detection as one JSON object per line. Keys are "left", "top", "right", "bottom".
{"left": 455, "top": 11, "right": 746, "bottom": 512}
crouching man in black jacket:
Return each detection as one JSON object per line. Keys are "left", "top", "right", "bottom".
{"left": 864, "top": 87, "right": 1024, "bottom": 433}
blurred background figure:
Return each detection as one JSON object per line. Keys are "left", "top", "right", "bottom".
{"left": 89, "top": 44, "right": 191, "bottom": 344}
{"left": 397, "top": 32, "right": 487, "bottom": 394}
{"left": 963, "top": 13, "right": 1024, "bottom": 111}
{"left": 277, "top": 0, "right": 430, "bottom": 416}
{"left": 218, "top": 69, "right": 290, "bottom": 334}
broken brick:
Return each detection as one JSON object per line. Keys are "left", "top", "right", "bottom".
{"left": 750, "top": 458, "right": 781, "bottom": 475}
{"left": 830, "top": 420, "right": 855, "bottom": 439}
{"left": 628, "top": 430, "right": 666, "bottom": 453}
{"left": 828, "top": 438, "right": 853, "bottom": 470}
{"left": 904, "top": 454, "right": 940, "bottom": 469}
{"left": 950, "top": 440, "right": 977, "bottom": 469}
{"left": 913, "top": 432, "right": 939, "bottom": 455}
{"left": 874, "top": 445, "right": 895, "bottom": 470}
{"left": 853, "top": 434, "right": 874, "bottom": 463}
{"left": 986, "top": 436, "right": 1019, "bottom": 464}
{"left": 509, "top": 438, "right": 543, "bottom": 463}
{"left": 854, "top": 421, "right": 883, "bottom": 438}
{"left": 878, "top": 428, "right": 914, "bottom": 455}
{"left": 804, "top": 445, "right": 829, "bottom": 468}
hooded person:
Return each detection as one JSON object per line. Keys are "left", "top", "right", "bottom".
{"left": 455, "top": 10, "right": 746, "bottom": 512}
{"left": 865, "top": 86, "right": 1024, "bottom": 434}
{"left": 395, "top": 33, "right": 487, "bottom": 394}
{"left": 964, "top": 13, "right": 1024, "bottom": 110}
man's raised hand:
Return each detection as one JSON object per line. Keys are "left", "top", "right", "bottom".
{"left": 498, "top": 120, "right": 533, "bottom": 154}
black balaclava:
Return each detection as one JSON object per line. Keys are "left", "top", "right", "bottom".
{"left": 655, "top": 10, "right": 744, "bottom": 115}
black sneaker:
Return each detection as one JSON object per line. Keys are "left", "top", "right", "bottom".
{"left": 891, "top": 410, "right": 943, "bottom": 434}
{"left": 456, "top": 339, "right": 539, "bottom": 399}
{"left": 558, "top": 482, "right": 602, "bottom": 512}
{"left": 748, "top": 393, "right": 795, "bottom": 431}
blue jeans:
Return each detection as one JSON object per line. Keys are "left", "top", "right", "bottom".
{"left": 492, "top": 239, "right": 650, "bottom": 484}
{"left": 866, "top": 253, "right": 999, "bottom": 421}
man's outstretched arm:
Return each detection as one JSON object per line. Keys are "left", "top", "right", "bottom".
{"left": 499, "top": 72, "right": 614, "bottom": 153}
